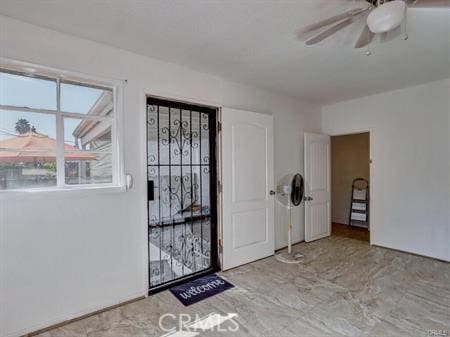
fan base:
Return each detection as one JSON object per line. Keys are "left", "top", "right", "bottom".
{"left": 274, "top": 251, "right": 304, "bottom": 264}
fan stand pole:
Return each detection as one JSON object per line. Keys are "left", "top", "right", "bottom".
{"left": 274, "top": 196, "right": 304, "bottom": 264}
{"left": 287, "top": 204, "right": 292, "bottom": 254}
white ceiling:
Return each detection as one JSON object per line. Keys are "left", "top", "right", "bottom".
{"left": 0, "top": 0, "right": 449, "bottom": 104}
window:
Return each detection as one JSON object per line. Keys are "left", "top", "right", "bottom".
{"left": 0, "top": 64, "right": 122, "bottom": 191}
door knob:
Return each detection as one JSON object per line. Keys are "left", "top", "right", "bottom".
{"left": 269, "top": 190, "right": 276, "bottom": 196}
{"left": 304, "top": 196, "right": 313, "bottom": 201}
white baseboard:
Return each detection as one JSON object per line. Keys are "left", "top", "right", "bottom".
{"left": 5, "top": 291, "right": 146, "bottom": 337}
{"left": 371, "top": 241, "right": 450, "bottom": 263}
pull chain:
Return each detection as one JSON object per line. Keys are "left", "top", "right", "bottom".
{"left": 403, "top": 5, "right": 409, "bottom": 40}
{"left": 366, "top": 42, "right": 372, "bottom": 56}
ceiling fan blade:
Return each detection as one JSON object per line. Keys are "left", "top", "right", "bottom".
{"left": 306, "top": 18, "right": 354, "bottom": 45}
{"left": 380, "top": 25, "right": 402, "bottom": 43}
{"left": 354, "top": 24, "right": 375, "bottom": 48}
{"left": 408, "top": 0, "right": 450, "bottom": 8}
{"left": 297, "top": 7, "right": 367, "bottom": 40}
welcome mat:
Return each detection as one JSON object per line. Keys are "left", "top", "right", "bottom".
{"left": 169, "top": 274, "right": 234, "bottom": 306}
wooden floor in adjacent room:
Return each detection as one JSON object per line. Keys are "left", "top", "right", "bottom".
{"left": 332, "top": 222, "right": 370, "bottom": 242}
{"left": 35, "top": 236, "right": 449, "bottom": 337}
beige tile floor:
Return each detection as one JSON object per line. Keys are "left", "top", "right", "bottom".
{"left": 36, "top": 236, "right": 450, "bottom": 337}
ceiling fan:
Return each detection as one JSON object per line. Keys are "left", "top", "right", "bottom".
{"left": 297, "top": 0, "right": 450, "bottom": 54}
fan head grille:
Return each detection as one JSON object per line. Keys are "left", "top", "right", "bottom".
{"left": 366, "top": 0, "right": 393, "bottom": 6}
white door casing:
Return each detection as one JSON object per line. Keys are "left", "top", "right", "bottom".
{"left": 222, "top": 108, "right": 274, "bottom": 270}
{"left": 304, "top": 132, "right": 331, "bottom": 242}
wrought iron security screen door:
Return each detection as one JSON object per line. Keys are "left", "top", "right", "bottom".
{"left": 147, "top": 97, "right": 218, "bottom": 292}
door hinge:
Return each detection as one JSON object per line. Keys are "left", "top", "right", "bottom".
{"left": 218, "top": 180, "right": 222, "bottom": 193}
{"left": 217, "top": 121, "right": 222, "bottom": 132}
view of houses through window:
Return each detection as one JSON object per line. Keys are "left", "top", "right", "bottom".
{"left": 0, "top": 68, "right": 115, "bottom": 190}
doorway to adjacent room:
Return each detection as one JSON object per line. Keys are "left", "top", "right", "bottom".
{"left": 331, "top": 132, "right": 370, "bottom": 242}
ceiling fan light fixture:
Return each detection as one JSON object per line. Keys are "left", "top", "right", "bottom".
{"left": 367, "top": 0, "right": 407, "bottom": 34}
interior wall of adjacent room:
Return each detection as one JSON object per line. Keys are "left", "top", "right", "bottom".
{"left": 321, "top": 78, "right": 450, "bottom": 262}
{"left": 0, "top": 15, "right": 321, "bottom": 337}
{"left": 331, "top": 133, "right": 370, "bottom": 225}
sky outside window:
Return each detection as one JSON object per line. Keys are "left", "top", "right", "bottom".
{"left": 0, "top": 72, "right": 57, "bottom": 110}
{"left": 60, "top": 82, "right": 104, "bottom": 114}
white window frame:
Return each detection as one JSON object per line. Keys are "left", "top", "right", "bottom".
{"left": 0, "top": 58, "right": 125, "bottom": 194}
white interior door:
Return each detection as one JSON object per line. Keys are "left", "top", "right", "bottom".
{"left": 222, "top": 108, "right": 274, "bottom": 270}
{"left": 304, "top": 132, "right": 331, "bottom": 242}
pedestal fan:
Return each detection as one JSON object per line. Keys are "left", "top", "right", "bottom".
{"left": 275, "top": 173, "right": 305, "bottom": 264}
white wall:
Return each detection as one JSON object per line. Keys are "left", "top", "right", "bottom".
{"left": 322, "top": 79, "right": 450, "bottom": 262}
{"left": 0, "top": 16, "right": 320, "bottom": 337}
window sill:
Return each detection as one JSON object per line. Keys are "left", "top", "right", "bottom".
{"left": 0, "top": 184, "right": 127, "bottom": 199}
